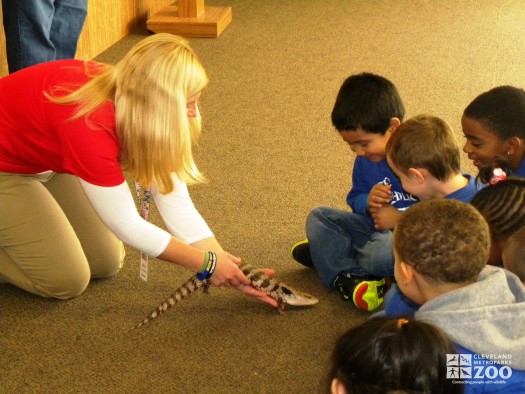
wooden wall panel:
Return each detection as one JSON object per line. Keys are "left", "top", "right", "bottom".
{"left": 0, "top": 3, "right": 6, "bottom": 77}
{"left": 0, "top": 0, "right": 171, "bottom": 78}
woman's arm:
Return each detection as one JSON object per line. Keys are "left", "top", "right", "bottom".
{"left": 80, "top": 179, "right": 172, "bottom": 257}
{"left": 151, "top": 175, "right": 214, "bottom": 244}
{"left": 79, "top": 179, "right": 277, "bottom": 306}
{"left": 152, "top": 177, "right": 277, "bottom": 304}
{"left": 193, "top": 237, "right": 277, "bottom": 304}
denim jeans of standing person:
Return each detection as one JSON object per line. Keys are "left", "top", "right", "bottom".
{"left": 306, "top": 206, "right": 394, "bottom": 288}
{"left": 2, "top": 0, "right": 88, "bottom": 73}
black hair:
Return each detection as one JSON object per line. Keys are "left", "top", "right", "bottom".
{"left": 331, "top": 73, "right": 405, "bottom": 134}
{"left": 470, "top": 177, "right": 525, "bottom": 242}
{"left": 327, "top": 317, "right": 463, "bottom": 394}
{"left": 394, "top": 199, "right": 489, "bottom": 284}
{"left": 463, "top": 85, "right": 525, "bottom": 141}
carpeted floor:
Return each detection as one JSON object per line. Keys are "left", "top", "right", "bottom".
{"left": 2, "top": 1, "right": 525, "bottom": 393}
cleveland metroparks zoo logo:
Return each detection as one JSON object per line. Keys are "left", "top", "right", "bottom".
{"left": 446, "top": 353, "right": 513, "bottom": 385}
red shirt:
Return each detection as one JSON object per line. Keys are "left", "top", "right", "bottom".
{"left": 0, "top": 59, "right": 125, "bottom": 186}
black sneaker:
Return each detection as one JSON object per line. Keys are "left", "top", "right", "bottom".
{"left": 290, "top": 239, "right": 313, "bottom": 268}
{"left": 333, "top": 274, "right": 387, "bottom": 311}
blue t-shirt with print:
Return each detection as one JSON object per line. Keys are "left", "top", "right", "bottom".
{"left": 447, "top": 174, "right": 485, "bottom": 201}
{"left": 514, "top": 158, "right": 525, "bottom": 177}
{"left": 346, "top": 157, "right": 417, "bottom": 214}
{"left": 383, "top": 173, "right": 484, "bottom": 317}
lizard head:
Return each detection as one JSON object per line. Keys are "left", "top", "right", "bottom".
{"left": 278, "top": 285, "right": 319, "bottom": 306}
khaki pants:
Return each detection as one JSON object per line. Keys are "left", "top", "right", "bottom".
{"left": 0, "top": 172, "right": 125, "bottom": 299}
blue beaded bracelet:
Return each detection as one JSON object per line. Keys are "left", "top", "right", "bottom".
{"left": 197, "top": 251, "right": 217, "bottom": 280}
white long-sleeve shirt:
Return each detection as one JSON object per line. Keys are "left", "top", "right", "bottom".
{"left": 80, "top": 175, "right": 213, "bottom": 257}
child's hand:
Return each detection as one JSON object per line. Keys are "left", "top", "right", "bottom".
{"left": 370, "top": 205, "right": 402, "bottom": 230}
{"left": 368, "top": 184, "right": 392, "bottom": 209}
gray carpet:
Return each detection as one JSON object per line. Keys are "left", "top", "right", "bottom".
{"left": 2, "top": 1, "right": 525, "bottom": 393}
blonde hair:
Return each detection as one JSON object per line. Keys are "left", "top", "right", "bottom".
{"left": 386, "top": 114, "right": 461, "bottom": 181}
{"left": 46, "top": 33, "right": 208, "bottom": 193}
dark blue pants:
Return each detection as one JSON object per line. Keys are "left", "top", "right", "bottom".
{"left": 306, "top": 206, "right": 395, "bottom": 288}
{"left": 2, "top": 0, "right": 88, "bottom": 73}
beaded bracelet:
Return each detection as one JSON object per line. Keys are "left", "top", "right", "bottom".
{"left": 197, "top": 252, "right": 211, "bottom": 273}
{"left": 197, "top": 251, "right": 217, "bottom": 280}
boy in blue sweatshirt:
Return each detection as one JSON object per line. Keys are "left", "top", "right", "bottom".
{"left": 291, "top": 73, "right": 417, "bottom": 311}
{"left": 393, "top": 199, "right": 525, "bottom": 393}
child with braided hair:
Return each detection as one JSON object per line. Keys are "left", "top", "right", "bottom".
{"left": 327, "top": 316, "right": 462, "bottom": 394}
{"left": 470, "top": 176, "right": 525, "bottom": 283}
{"left": 503, "top": 227, "right": 525, "bottom": 285}
{"left": 462, "top": 85, "right": 525, "bottom": 183}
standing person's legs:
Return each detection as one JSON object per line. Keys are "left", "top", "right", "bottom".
{"left": 50, "top": 0, "right": 87, "bottom": 59}
{"left": 2, "top": 0, "right": 56, "bottom": 73}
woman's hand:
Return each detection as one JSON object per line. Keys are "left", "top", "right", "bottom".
{"left": 162, "top": 237, "right": 279, "bottom": 308}
{"left": 236, "top": 267, "right": 278, "bottom": 307}
{"left": 210, "top": 252, "right": 278, "bottom": 307}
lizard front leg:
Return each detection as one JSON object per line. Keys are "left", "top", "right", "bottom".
{"left": 276, "top": 297, "right": 286, "bottom": 314}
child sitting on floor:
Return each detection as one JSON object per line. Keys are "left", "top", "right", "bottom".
{"left": 291, "top": 73, "right": 417, "bottom": 312}
{"left": 327, "top": 316, "right": 462, "bottom": 394}
{"left": 502, "top": 227, "right": 525, "bottom": 285}
{"left": 394, "top": 199, "right": 525, "bottom": 393}
{"left": 380, "top": 114, "right": 482, "bottom": 316}
{"left": 470, "top": 176, "right": 525, "bottom": 283}
{"left": 462, "top": 85, "right": 525, "bottom": 183}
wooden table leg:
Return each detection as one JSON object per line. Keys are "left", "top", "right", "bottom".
{"left": 147, "top": 1, "right": 232, "bottom": 38}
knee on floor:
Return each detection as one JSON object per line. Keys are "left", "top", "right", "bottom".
{"left": 89, "top": 245, "right": 126, "bottom": 279}
{"left": 35, "top": 268, "right": 90, "bottom": 300}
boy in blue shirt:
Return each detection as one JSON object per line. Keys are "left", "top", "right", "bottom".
{"left": 291, "top": 73, "right": 417, "bottom": 311}
{"left": 380, "top": 114, "right": 483, "bottom": 315}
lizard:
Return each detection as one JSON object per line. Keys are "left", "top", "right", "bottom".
{"left": 133, "top": 263, "right": 319, "bottom": 329}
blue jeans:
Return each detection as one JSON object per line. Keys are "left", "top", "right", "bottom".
{"left": 2, "top": 0, "right": 87, "bottom": 73}
{"left": 306, "top": 206, "right": 394, "bottom": 288}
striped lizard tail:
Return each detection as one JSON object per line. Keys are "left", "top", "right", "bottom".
{"left": 133, "top": 275, "right": 209, "bottom": 329}
{"left": 133, "top": 263, "right": 318, "bottom": 329}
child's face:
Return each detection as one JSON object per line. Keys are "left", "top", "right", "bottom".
{"left": 461, "top": 115, "right": 509, "bottom": 169}
{"left": 339, "top": 128, "right": 392, "bottom": 163}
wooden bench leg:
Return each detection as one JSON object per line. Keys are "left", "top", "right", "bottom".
{"left": 147, "top": 1, "right": 232, "bottom": 38}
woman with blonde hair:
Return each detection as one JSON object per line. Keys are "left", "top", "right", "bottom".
{"left": 0, "top": 33, "right": 277, "bottom": 306}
